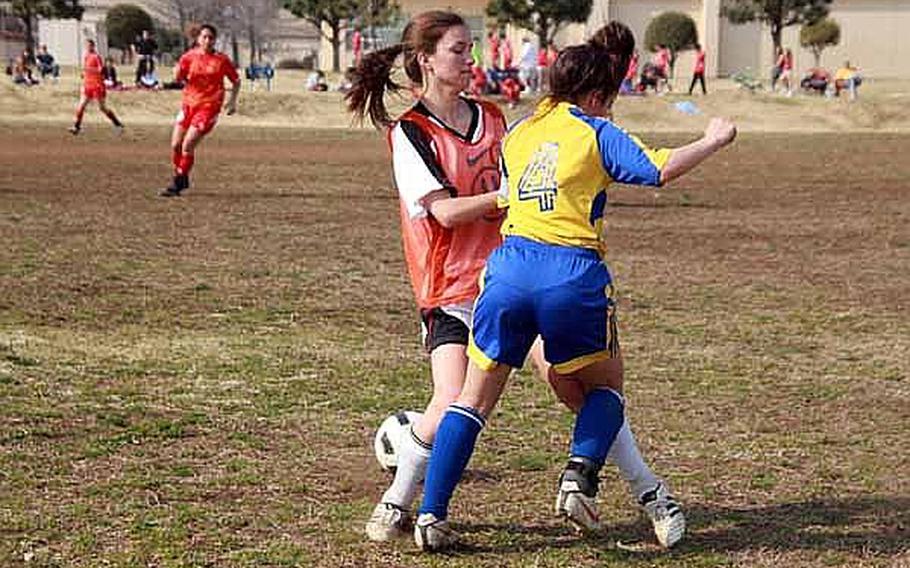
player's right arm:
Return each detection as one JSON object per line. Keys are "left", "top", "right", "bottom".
{"left": 659, "top": 118, "right": 736, "bottom": 184}
{"left": 175, "top": 53, "right": 190, "bottom": 84}
{"left": 392, "top": 120, "right": 497, "bottom": 229}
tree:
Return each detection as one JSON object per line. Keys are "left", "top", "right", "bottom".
{"left": 643, "top": 11, "right": 698, "bottom": 78}
{"left": 722, "top": 0, "right": 832, "bottom": 59}
{"left": 486, "top": 0, "right": 593, "bottom": 46}
{"left": 12, "top": 0, "right": 83, "bottom": 60}
{"left": 284, "top": 0, "right": 396, "bottom": 72}
{"left": 799, "top": 17, "right": 839, "bottom": 67}
{"left": 223, "top": 0, "right": 279, "bottom": 64}
{"left": 105, "top": 4, "right": 153, "bottom": 51}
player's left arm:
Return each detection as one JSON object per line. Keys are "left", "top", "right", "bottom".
{"left": 224, "top": 58, "right": 241, "bottom": 115}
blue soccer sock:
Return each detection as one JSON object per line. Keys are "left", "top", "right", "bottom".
{"left": 418, "top": 404, "right": 486, "bottom": 520}
{"left": 570, "top": 387, "right": 625, "bottom": 466}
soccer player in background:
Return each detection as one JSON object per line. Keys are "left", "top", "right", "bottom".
{"left": 69, "top": 39, "right": 124, "bottom": 136}
{"left": 160, "top": 24, "right": 240, "bottom": 197}
{"left": 412, "top": 21, "right": 736, "bottom": 552}
{"left": 347, "top": 11, "right": 687, "bottom": 550}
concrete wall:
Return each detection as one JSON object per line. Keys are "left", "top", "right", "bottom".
{"left": 38, "top": 18, "right": 107, "bottom": 66}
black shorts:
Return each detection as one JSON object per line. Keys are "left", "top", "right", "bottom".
{"left": 420, "top": 308, "right": 469, "bottom": 352}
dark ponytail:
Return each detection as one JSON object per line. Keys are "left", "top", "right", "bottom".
{"left": 345, "top": 10, "right": 466, "bottom": 128}
{"left": 548, "top": 21, "right": 635, "bottom": 107}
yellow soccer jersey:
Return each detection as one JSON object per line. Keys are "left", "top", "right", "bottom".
{"left": 498, "top": 100, "right": 671, "bottom": 252}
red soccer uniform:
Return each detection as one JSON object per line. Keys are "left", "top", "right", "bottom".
{"left": 694, "top": 49, "right": 706, "bottom": 74}
{"left": 175, "top": 48, "right": 238, "bottom": 133}
{"left": 82, "top": 52, "right": 105, "bottom": 99}
{"left": 177, "top": 49, "right": 239, "bottom": 109}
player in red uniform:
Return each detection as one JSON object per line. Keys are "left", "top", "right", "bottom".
{"left": 160, "top": 24, "right": 240, "bottom": 197}
{"left": 69, "top": 39, "right": 124, "bottom": 136}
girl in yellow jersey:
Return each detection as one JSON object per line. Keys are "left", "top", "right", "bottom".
{"left": 348, "top": 13, "right": 687, "bottom": 550}
{"left": 415, "top": 22, "right": 736, "bottom": 552}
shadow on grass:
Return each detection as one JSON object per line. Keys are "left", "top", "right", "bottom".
{"left": 451, "top": 496, "right": 909, "bottom": 558}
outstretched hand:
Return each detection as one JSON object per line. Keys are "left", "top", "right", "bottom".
{"left": 705, "top": 117, "right": 736, "bottom": 148}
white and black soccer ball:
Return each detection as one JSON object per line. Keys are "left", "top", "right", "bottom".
{"left": 373, "top": 410, "right": 422, "bottom": 472}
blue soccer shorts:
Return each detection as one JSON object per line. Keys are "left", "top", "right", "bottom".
{"left": 467, "top": 236, "right": 620, "bottom": 374}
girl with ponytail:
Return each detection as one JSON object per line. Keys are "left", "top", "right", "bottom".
{"left": 350, "top": 10, "right": 512, "bottom": 544}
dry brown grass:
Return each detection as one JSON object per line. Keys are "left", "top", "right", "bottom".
{"left": 0, "top": 118, "right": 908, "bottom": 567}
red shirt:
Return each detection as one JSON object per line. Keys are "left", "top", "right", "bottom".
{"left": 83, "top": 52, "right": 104, "bottom": 89}
{"left": 626, "top": 52, "right": 638, "bottom": 80}
{"left": 655, "top": 48, "right": 670, "bottom": 72}
{"left": 694, "top": 49, "right": 705, "bottom": 74}
{"left": 177, "top": 49, "right": 239, "bottom": 108}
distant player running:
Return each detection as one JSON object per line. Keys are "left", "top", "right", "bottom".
{"left": 160, "top": 24, "right": 240, "bottom": 197}
{"left": 413, "top": 22, "right": 736, "bottom": 552}
{"left": 69, "top": 39, "right": 124, "bottom": 136}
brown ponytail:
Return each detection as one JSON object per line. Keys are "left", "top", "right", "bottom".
{"left": 345, "top": 44, "right": 408, "bottom": 128}
{"left": 345, "top": 10, "right": 466, "bottom": 128}
{"left": 548, "top": 21, "right": 635, "bottom": 107}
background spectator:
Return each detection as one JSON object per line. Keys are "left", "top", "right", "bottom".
{"left": 487, "top": 31, "right": 500, "bottom": 69}
{"left": 621, "top": 50, "right": 638, "bottom": 94}
{"left": 12, "top": 54, "right": 38, "bottom": 86}
{"left": 133, "top": 29, "right": 158, "bottom": 86}
{"left": 800, "top": 67, "right": 830, "bottom": 95}
{"left": 305, "top": 70, "right": 328, "bottom": 92}
{"left": 36, "top": 44, "right": 60, "bottom": 82}
{"left": 834, "top": 61, "right": 862, "bottom": 100}
{"left": 518, "top": 37, "right": 538, "bottom": 92}
{"left": 502, "top": 36, "right": 513, "bottom": 69}
{"left": 102, "top": 57, "right": 122, "bottom": 89}
{"left": 688, "top": 43, "right": 707, "bottom": 95}
{"left": 352, "top": 28, "right": 363, "bottom": 66}
{"left": 771, "top": 46, "right": 783, "bottom": 91}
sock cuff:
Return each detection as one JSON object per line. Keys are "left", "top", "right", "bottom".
{"left": 409, "top": 427, "right": 433, "bottom": 454}
{"left": 447, "top": 403, "right": 486, "bottom": 429}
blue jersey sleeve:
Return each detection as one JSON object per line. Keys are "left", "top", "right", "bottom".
{"left": 595, "top": 120, "right": 670, "bottom": 186}
{"left": 570, "top": 108, "right": 670, "bottom": 187}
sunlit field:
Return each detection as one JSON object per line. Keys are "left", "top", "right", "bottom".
{"left": 1, "top": 76, "right": 908, "bottom": 567}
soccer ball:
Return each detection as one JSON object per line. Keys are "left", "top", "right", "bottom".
{"left": 373, "top": 410, "right": 422, "bottom": 472}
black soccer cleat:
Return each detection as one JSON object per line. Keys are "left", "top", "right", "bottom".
{"left": 159, "top": 174, "right": 189, "bottom": 197}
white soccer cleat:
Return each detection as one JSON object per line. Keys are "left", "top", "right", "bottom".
{"left": 365, "top": 502, "right": 411, "bottom": 542}
{"left": 639, "top": 482, "right": 686, "bottom": 548}
{"left": 414, "top": 512, "right": 458, "bottom": 552}
{"left": 555, "top": 458, "right": 603, "bottom": 532}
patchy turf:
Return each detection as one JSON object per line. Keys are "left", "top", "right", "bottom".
{"left": 0, "top": 122, "right": 908, "bottom": 567}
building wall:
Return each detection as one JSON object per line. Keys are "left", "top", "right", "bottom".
{"left": 793, "top": 0, "right": 909, "bottom": 78}
{"left": 591, "top": 0, "right": 910, "bottom": 79}
{"left": 38, "top": 18, "right": 106, "bottom": 66}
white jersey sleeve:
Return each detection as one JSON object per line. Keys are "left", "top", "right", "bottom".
{"left": 390, "top": 120, "right": 449, "bottom": 219}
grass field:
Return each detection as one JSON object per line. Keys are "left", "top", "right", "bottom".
{"left": 1, "top": 80, "right": 909, "bottom": 567}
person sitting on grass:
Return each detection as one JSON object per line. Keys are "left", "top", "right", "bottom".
{"left": 103, "top": 57, "right": 123, "bottom": 89}
{"left": 834, "top": 61, "right": 862, "bottom": 100}
{"left": 36, "top": 44, "right": 60, "bottom": 82}
{"left": 305, "top": 69, "right": 328, "bottom": 92}
{"left": 12, "top": 54, "right": 39, "bottom": 86}
{"left": 800, "top": 67, "right": 830, "bottom": 96}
